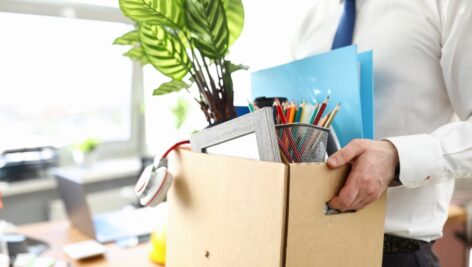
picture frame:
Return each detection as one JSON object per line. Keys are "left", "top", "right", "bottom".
{"left": 190, "top": 107, "right": 281, "bottom": 162}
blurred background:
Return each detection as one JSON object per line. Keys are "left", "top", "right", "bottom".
{"left": 0, "top": 1, "right": 470, "bottom": 266}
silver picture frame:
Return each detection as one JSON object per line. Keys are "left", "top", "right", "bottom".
{"left": 190, "top": 107, "right": 281, "bottom": 162}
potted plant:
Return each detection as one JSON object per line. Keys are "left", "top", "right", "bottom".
{"left": 72, "top": 138, "right": 100, "bottom": 167}
{"left": 114, "top": 0, "right": 247, "bottom": 125}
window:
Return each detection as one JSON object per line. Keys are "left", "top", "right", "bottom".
{"left": 0, "top": 0, "right": 322, "bottom": 158}
{"left": 0, "top": 1, "right": 140, "bottom": 159}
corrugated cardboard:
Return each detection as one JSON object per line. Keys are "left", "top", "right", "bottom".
{"left": 167, "top": 150, "right": 386, "bottom": 267}
{"left": 285, "top": 163, "right": 386, "bottom": 266}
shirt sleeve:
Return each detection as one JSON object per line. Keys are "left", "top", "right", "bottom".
{"left": 386, "top": 0, "right": 472, "bottom": 188}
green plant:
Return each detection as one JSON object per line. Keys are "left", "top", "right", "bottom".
{"left": 74, "top": 138, "right": 100, "bottom": 154}
{"left": 170, "top": 96, "right": 190, "bottom": 129}
{"left": 114, "top": 0, "right": 247, "bottom": 125}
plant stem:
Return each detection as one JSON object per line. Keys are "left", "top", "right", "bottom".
{"left": 213, "top": 60, "right": 222, "bottom": 90}
{"left": 215, "top": 59, "right": 225, "bottom": 92}
{"left": 176, "top": 32, "right": 213, "bottom": 124}
{"left": 201, "top": 56, "right": 218, "bottom": 97}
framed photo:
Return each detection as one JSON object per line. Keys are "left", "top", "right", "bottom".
{"left": 190, "top": 107, "right": 281, "bottom": 162}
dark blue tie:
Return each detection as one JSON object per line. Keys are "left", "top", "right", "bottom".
{"left": 332, "top": 0, "right": 356, "bottom": 49}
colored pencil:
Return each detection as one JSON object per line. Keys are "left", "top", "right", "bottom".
{"left": 309, "top": 103, "right": 320, "bottom": 124}
{"left": 324, "top": 103, "right": 341, "bottom": 128}
{"left": 285, "top": 103, "right": 291, "bottom": 122}
{"left": 319, "top": 112, "right": 331, "bottom": 128}
{"left": 289, "top": 102, "right": 296, "bottom": 123}
{"left": 295, "top": 104, "right": 303, "bottom": 123}
{"left": 247, "top": 100, "right": 255, "bottom": 112}
{"left": 298, "top": 103, "right": 307, "bottom": 123}
{"left": 313, "top": 96, "right": 329, "bottom": 125}
{"left": 275, "top": 103, "right": 287, "bottom": 124}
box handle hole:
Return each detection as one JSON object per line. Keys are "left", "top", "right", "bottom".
{"left": 323, "top": 202, "right": 356, "bottom": 215}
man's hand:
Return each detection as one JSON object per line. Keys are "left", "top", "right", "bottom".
{"left": 327, "top": 139, "right": 399, "bottom": 211}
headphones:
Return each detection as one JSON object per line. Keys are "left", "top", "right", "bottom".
{"left": 135, "top": 140, "right": 190, "bottom": 207}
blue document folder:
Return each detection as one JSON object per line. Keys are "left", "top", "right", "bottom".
{"left": 358, "top": 50, "right": 374, "bottom": 140}
{"left": 251, "top": 45, "right": 374, "bottom": 147}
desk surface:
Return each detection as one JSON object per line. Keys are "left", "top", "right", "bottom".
{"left": 14, "top": 206, "right": 467, "bottom": 267}
{"left": 17, "top": 221, "right": 163, "bottom": 267}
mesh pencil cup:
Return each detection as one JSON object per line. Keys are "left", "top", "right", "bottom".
{"left": 275, "top": 123, "right": 329, "bottom": 163}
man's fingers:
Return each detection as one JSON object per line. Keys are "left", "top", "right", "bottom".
{"left": 328, "top": 139, "right": 365, "bottom": 168}
{"left": 328, "top": 180, "right": 359, "bottom": 211}
{"left": 349, "top": 193, "right": 373, "bottom": 211}
{"left": 330, "top": 175, "right": 380, "bottom": 211}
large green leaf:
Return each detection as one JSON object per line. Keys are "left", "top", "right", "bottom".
{"left": 153, "top": 80, "right": 191, "bottom": 96}
{"left": 223, "top": 0, "right": 244, "bottom": 45}
{"left": 119, "top": 0, "right": 184, "bottom": 28}
{"left": 123, "top": 46, "right": 150, "bottom": 65}
{"left": 185, "top": 0, "right": 229, "bottom": 59}
{"left": 113, "top": 30, "right": 139, "bottom": 45}
{"left": 140, "top": 24, "right": 191, "bottom": 80}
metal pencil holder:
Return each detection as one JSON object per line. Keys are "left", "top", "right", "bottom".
{"left": 275, "top": 123, "right": 329, "bottom": 163}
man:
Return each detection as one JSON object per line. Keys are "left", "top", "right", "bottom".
{"left": 292, "top": 0, "right": 472, "bottom": 266}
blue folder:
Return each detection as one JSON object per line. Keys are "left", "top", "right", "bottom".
{"left": 251, "top": 45, "right": 374, "bottom": 147}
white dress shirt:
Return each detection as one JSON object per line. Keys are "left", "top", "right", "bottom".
{"left": 292, "top": 0, "right": 472, "bottom": 241}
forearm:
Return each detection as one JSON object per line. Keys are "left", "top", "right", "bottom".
{"left": 387, "top": 118, "right": 472, "bottom": 188}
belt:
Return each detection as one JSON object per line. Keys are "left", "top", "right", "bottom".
{"left": 383, "top": 234, "right": 432, "bottom": 253}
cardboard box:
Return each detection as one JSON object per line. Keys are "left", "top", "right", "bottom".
{"left": 167, "top": 150, "right": 386, "bottom": 267}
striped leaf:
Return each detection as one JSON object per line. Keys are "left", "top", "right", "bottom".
{"left": 185, "top": 0, "right": 229, "bottom": 59}
{"left": 140, "top": 24, "right": 191, "bottom": 80}
{"left": 113, "top": 30, "right": 139, "bottom": 45}
{"left": 153, "top": 80, "right": 191, "bottom": 96}
{"left": 223, "top": 0, "right": 244, "bottom": 45}
{"left": 123, "top": 46, "right": 150, "bottom": 65}
{"left": 119, "top": 0, "right": 184, "bottom": 28}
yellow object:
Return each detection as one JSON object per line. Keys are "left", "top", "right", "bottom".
{"left": 145, "top": 203, "right": 168, "bottom": 265}
{"left": 149, "top": 219, "right": 167, "bottom": 265}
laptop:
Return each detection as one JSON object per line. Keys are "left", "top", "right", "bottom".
{"left": 55, "top": 173, "right": 160, "bottom": 243}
